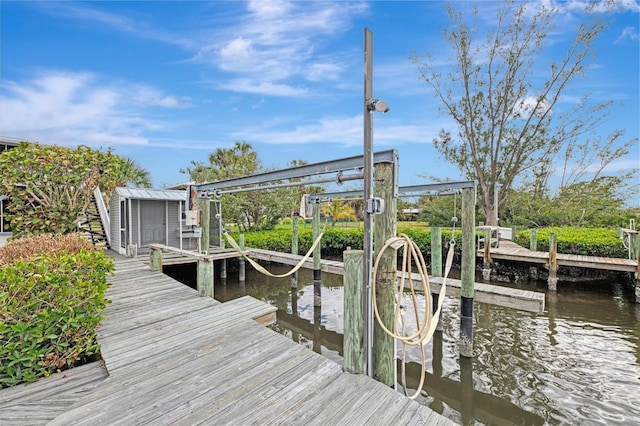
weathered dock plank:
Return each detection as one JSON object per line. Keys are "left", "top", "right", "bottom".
{"left": 0, "top": 361, "right": 107, "bottom": 425}
{"left": 2, "top": 252, "right": 453, "bottom": 425}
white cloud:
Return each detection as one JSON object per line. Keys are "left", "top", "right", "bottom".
{"left": 230, "top": 115, "right": 439, "bottom": 147}
{"left": 615, "top": 26, "right": 640, "bottom": 44}
{"left": 194, "top": 0, "right": 368, "bottom": 95}
{"left": 0, "top": 71, "right": 190, "bottom": 148}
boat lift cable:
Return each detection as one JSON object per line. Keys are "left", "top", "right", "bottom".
{"left": 372, "top": 233, "right": 455, "bottom": 400}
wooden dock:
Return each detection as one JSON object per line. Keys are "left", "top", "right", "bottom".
{"left": 0, "top": 254, "right": 453, "bottom": 425}
{"left": 486, "top": 240, "right": 638, "bottom": 274}
{"left": 249, "top": 248, "right": 545, "bottom": 313}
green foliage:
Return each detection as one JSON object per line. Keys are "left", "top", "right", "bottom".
{"left": 321, "top": 200, "right": 356, "bottom": 227}
{"left": 231, "top": 225, "right": 464, "bottom": 259}
{"left": 0, "top": 234, "right": 113, "bottom": 388}
{"left": 182, "top": 142, "right": 311, "bottom": 231}
{"left": 0, "top": 143, "right": 123, "bottom": 237}
{"left": 514, "top": 227, "right": 627, "bottom": 258}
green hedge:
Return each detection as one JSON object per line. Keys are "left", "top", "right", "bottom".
{"left": 514, "top": 227, "right": 627, "bottom": 258}
{"left": 0, "top": 234, "right": 113, "bottom": 388}
{"left": 230, "top": 226, "right": 463, "bottom": 258}
{"left": 232, "top": 226, "right": 627, "bottom": 259}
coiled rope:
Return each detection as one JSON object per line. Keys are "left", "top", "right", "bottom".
{"left": 372, "top": 233, "right": 455, "bottom": 399}
{"left": 223, "top": 230, "right": 325, "bottom": 278}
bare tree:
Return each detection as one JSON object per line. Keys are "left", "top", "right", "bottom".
{"left": 411, "top": 0, "right": 633, "bottom": 225}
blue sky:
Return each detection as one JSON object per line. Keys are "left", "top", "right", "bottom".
{"left": 1, "top": 1, "right": 638, "bottom": 201}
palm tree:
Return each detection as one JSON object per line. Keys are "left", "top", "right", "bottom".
{"left": 118, "top": 157, "right": 152, "bottom": 188}
{"left": 321, "top": 199, "right": 356, "bottom": 227}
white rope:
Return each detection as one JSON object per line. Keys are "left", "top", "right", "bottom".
{"left": 372, "top": 233, "right": 455, "bottom": 399}
{"left": 223, "top": 231, "right": 324, "bottom": 278}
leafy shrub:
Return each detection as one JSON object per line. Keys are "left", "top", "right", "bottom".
{"left": 0, "top": 234, "right": 113, "bottom": 388}
{"left": 514, "top": 227, "right": 627, "bottom": 258}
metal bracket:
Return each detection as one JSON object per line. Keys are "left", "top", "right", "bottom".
{"left": 366, "top": 198, "right": 385, "bottom": 214}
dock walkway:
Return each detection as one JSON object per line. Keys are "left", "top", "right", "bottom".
{"left": 488, "top": 240, "right": 638, "bottom": 274}
{"left": 0, "top": 254, "right": 453, "bottom": 425}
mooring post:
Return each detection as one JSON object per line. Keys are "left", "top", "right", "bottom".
{"left": 630, "top": 233, "right": 640, "bottom": 303}
{"left": 291, "top": 212, "right": 299, "bottom": 290}
{"left": 373, "top": 161, "right": 397, "bottom": 386}
{"left": 238, "top": 234, "right": 246, "bottom": 282}
{"left": 197, "top": 258, "right": 214, "bottom": 298}
{"left": 548, "top": 232, "right": 558, "bottom": 291}
{"left": 482, "top": 229, "right": 491, "bottom": 281}
{"left": 149, "top": 246, "right": 162, "bottom": 272}
{"left": 529, "top": 228, "right": 538, "bottom": 280}
{"left": 459, "top": 187, "right": 475, "bottom": 358}
{"left": 312, "top": 201, "right": 321, "bottom": 307}
{"left": 343, "top": 249, "right": 365, "bottom": 374}
{"left": 530, "top": 228, "right": 538, "bottom": 251}
{"left": 197, "top": 198, "right": 210, "bottom": 254}
{"left": 220, "top": 240, "right": 227, "bottom": 279}
{"left": 431, "top": 226, "right": 443, "bottom": 332}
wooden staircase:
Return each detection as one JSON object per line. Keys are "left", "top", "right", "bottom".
{"left": 77, "top": 188, "right": 110, "bottom": 248}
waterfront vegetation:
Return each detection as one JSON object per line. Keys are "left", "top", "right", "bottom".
{"left": 229, "top": 221, "right": 628, "bottom": 259}
{"left": 0, "top": 234, "right": 113, "bottom": 388}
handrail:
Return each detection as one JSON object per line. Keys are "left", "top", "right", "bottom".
{"left": 93, "top": 187, "right": 111, "bottom": 247}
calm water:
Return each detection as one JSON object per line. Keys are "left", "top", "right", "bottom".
{"left": 169, "top": 263, "right": 640, "bottom": 425}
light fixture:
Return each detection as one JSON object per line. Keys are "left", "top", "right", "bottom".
{"left": 366, "top": 98, "right": 390, "bottom": 113}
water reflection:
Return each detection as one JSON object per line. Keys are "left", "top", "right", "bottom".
{"left": 192, "top": 263, "right": 640, "bottom": 425}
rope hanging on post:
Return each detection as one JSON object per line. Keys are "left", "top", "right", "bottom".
{"left": 372, "top": 233, "right": 455, "bottom": 399}
{"left": 223, "top": 231, "right": 324, "bottom": 278}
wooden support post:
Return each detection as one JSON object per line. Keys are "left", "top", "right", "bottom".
{"left": 482, "top": 229, "right": 491, "bottom": 281}
{"left": 312, "top": 202, "right": 321, "bottom": 307}
{"left": 238, "top": 234, "right": 246, "bottom": 282}
{"left": 197, "top": 258, "right": 214, "bottom": 298}
{"left": 313, "top": 302, "right": 322, "bottom": 354}
{"left": 343, "top": 249, "right": 365, "bottom": 374}
{"left": 530, "top": 229, "right": 538, "bottom": 251}
{"left": 630, "top": 233, "right": 640, "bottom": 303}
{"left": 373, "top": 162, "right": 397, "bottom": 386}
{"left": 548, "top": 232, "right": 558, "bottom": 291}
{"left": 291, "top": 212, "right": 299, "bottom": 289}
{"left": 459, "top": 187, "right": 475, "bottom": 358}
{"left": 149, "top": 247, "right": 162, "bottom": 272}
{"left": 529, "top": 228, "right": 538, "bottom": 280}
{"left": 197, "top": 198, "right": 210, "bottom": 253}
{"left": 220, "top": 241, "right": 227, "bottom": 280}
{"left": 430, "top": 226, "right": 443, "bottom": 332}
{"left": 431, "top": 226, "right": 442, "bottom": 277}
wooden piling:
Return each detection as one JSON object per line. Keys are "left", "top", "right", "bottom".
{"left": 197, "top": 258, "right": 214, "bottom": 298}
{"left": 529, "top": 229, "right": 538, "bottom": 280}
{"left": 482, "top": 229, "right": 491, "bottom": 281}
{"left": 530, "top": 229, "right": 538, "bottom": 251}
{"left": 312, "top": 202, "right": 321, "bottom": 307}
{"left": 548, "top": 232, "right": 558, "bottom": 291}
{"left": 149, "top": 247, "right": 162, "bottom": 272}
{"left": 431, "top": 226, "right": 443, "bottom": 332}
{"left": 431, "top": 226, "right": 442, "bottom": 277}
{"left": 343, "top": 249, "right": 365, "bottom": 374}
{"left": 197, "top": 198, "right": 210, "bottom": 253}
{"left": 292, "top": 212, "right": 299, "bottom": 289}
{"left": 238, "top": 234, "right": 246, "bottom": 282}
{"left": 630, "top": 233, "right": 640, "bottom": 303}
{"left": 220, "top": 240, "right": 227, "bottom": 279}
{"left": 373, "top": 161, "right": 397, "bottom": 386}
{"left": 459, "top": 187, "right": 475, "bottom": 358}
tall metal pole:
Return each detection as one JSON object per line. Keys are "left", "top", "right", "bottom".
{"left": 363, "top": 27, "right": 374, "bottom": 378}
